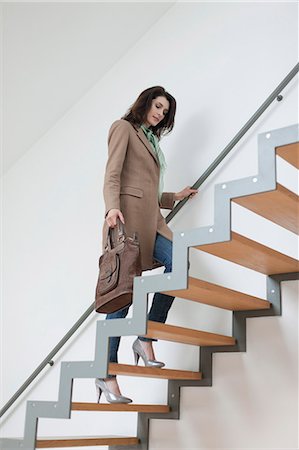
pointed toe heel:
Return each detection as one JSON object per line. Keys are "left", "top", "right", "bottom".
{"left": 95, "top": 378, "right": 132, "bottom": 404}
{"left": 132, "top": 338, "right": 165, "bottom": 368}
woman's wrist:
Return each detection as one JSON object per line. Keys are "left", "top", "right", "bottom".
{"left": 174, "top": 187, "right": 198, "bottom": 202}
{"left": 174, "top": 192, "right": 182, "bottom": 201}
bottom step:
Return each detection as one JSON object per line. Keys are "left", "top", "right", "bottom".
{"left": 36, "top": 436, "right": 139, "bottom": 448}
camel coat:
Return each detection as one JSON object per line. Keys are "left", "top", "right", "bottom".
{"left": 102, "top": 119, "right": 176, "bottom": 271}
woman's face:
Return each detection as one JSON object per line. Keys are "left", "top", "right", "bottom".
{"left": 144, "top": 96, "right": 170, "bottom": 127}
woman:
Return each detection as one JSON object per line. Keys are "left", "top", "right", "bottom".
{"left": 96, "top": 86, "right": 198, "bottom": 403}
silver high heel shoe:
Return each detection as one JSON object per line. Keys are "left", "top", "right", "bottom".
{"left": 132, "top": 338, "right": 165, "bottom": 368}
{"left": 95, "top": 378, "right": 132, "bottom": 404}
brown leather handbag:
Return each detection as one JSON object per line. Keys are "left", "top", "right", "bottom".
{"left": 95, "top": 220, "right": 142, "bottom": 314}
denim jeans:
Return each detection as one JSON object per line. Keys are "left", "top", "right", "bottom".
{"left": 106, "top": 233, "right": 174, "bottom": 368}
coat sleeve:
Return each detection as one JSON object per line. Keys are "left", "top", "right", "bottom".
{"left": 159, "top": 192, "right": 176, "bottom": 210}
{"left": 103, "top": 120, "right": 130, "bottom": 217}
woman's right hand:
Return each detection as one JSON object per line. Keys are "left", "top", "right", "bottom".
{"left": 105, "top": 209, "right": 125, "bottom": 228}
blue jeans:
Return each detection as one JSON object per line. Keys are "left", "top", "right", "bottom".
{"left": 106, "top": 233, "right": 174, "bottom": 368}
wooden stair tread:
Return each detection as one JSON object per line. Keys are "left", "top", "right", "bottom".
{"left": 72, "top": 402, "right": 170, "bottom": 413}
{"left": 233, "top": 183, "right": 299, "bottom": 235}
{"left": 195, "top": 231, "right": 299, "bottom": 275}
{"left": 108, "top": 362, "right": 202, "bottom": 380}
{"left": 36, "top": 436, "right": 139, "bottom": 448}
{"left": 145, "top": 321, "right": 236, "bottom": 346}
{"left": 164, "top": 276, "right": 270, "bottom": 311}
{"left": 276, "top": 142, "right": 299, "bottom": 168}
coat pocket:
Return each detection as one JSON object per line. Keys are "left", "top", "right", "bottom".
{"left": 120, "top": 186, "right": 143, "bottom": 198}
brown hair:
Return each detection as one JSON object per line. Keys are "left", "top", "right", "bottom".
{"left": 121, "top": 86, "right": 176, "bottom": 139}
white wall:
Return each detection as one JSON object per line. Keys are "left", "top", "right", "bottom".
{"left": 2, "top": 2, "right": 174, "bottom": 172}
{"left": 1, "top": 2, "right": 298, "bottom": 449}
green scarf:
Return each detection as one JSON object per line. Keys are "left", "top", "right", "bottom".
{"left": 140, "top": 124, "right": 167, "bottom": 202}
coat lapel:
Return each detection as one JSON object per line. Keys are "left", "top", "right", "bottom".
{"left": 133, "top": 125, "right": 159, "bottom": 166}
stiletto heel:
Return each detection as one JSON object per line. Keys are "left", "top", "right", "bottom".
{"left": 95, "top": 378, "right": 132, "bottom": 404}
{"left": 95, "top": 384, "right": 102, "bottom": 403}
{"left": 132, "top": 338, "right": 165, "bottom": 368}
{"left": 133, "top": 350, "right": 140, "bottom": 366}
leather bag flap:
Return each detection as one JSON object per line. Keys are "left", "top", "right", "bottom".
{"left": 98, "top": 251, "right": 120, "bottom": 295}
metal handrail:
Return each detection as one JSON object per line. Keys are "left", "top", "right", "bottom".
{"left": 1, "top": 62, "right": 298, "bottom": 419}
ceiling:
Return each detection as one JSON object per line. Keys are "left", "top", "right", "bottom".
{"left": 2, "top": 2, "right": 174, "bottom": 173}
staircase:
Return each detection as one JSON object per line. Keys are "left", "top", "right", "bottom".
{"left": 1, "top": 123, "right": 298, "bottom": 450}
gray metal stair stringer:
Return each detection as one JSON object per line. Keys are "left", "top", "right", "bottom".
{"left": 132, "top": 272, "right": 299, "bottom": 450}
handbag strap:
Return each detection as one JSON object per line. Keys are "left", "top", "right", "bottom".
{"left": 105, "top": 218, "right": 126, "bottom": 251}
